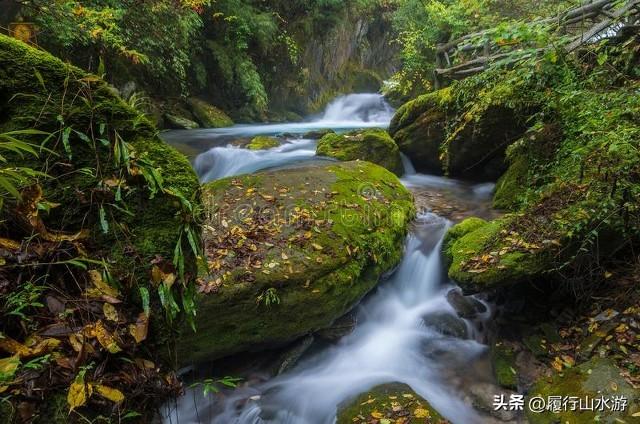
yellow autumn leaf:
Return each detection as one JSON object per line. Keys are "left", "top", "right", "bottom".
{"left": 95, "top": 384, "right": 124, "bottom": 404}
{"left": 85, "top": 270, "right": 120, "bottom": 300}
{"left": 0, "top": 355, "right": 20, "bottom": 381}
{"left": 103, "top": 303, "right": 118, "bottom": 322}
{"left": 311, "top": 243, "right": 323, "bottom": 251}
{"left": 86, "top": 321, "right": 121, "bottom": 353}
{"left": 370, "top": 411, "right": 384, "bottom": 419}
{"left": 128, "top": 313, "right": 149, "bottom": 344}
{"left": 414, "top": 408, "right": 431, "bottom": 418}
{"left": 67, "top": 375, "right": 87, "bottom": 411}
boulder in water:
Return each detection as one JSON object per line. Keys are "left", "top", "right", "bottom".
{"left": 247, "top": 135, "right": 281, "bottom": 150}
{"left": 187, "top": 97, "right": 233, "bottom": 128}
{"left": 388, "top": 86, "right": 530, "bottom": 181}
{"left": 336, "top": 383, "right": 449, "bottom": 424}
{"left": 316, "top": 129, "right": 404, "bottom": 175}
{"left": 178, "top": 161, "right": 415, "bottom": 364}
{"left": 422, "top": 312, "right": 469, "bottom": 339}
{"left": 446, "top": 289, "right": 487, "bottom": 320}
{"left": 303, "top": 129, "right": 335, "bottom": 139}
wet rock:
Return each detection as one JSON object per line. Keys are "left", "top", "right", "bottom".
{"left": 491, "top": 343, "right": 518, "bottom": 390}
{"left": 446, "top": 289, "right": 487, "bottom": 319}
{"left": 303, "top": 129, "right": 335, "bottom": 139}
{"left": 336, "top": 383, "right": 449, "bottom": 424}
{"left": 465, "top": 382, "right": 521, "bottom": 422}
{"left": 316, "top": 313, "right": 357, "bottom": 342}
{"left": 178, "top": 161, "right": 415, "bottom": 364}
{"left": 275, "top": 335, "right": 314, "bottom": 375}
{"left": 187, "top": 98, "right": 233, "bottom": 128}
{"left": 316, "top": 129, "right": 404, "bottom": 175}
{"left": 422, "top": 312, "right": 469, "bottom": 339}
{"left": 247, "top": 136, "right": 281, "bottom": 150}
{"left": 164, "top": 113, "right": 200, "bottom": 129}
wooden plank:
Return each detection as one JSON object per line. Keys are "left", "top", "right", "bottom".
{"left": 566, "top": 0, "right": 640, "bottom": 51}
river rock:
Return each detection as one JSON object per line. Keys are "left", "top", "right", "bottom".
{"left": 303, "top": 129, "right": 335, "bottom": 139}
{"left": 316, "top": 312, "right": 357, "bottom": 341}
{"left": 247, "top": 135, "right": 281, "bottom": 150}
{"left": 388, "top": 86, "right": 530, "bottom": 181}
{"left": 422, "top": 312, "right": 469, "bottom": 339}
{"left": 316, "top": 129, "right": 404, "bottom": 175}
{"left": 187, "top": 97, "right": 233, "bottom": 128}
{"left": 336, "top": 383, "right": 449, "bottom": 424}
{"left": 165, "top": 112, "right": 200, "bottom": 129}
{"left": 446, "top": 289, "right": 487, "bottom": 319}
{"left": 0, "top": 34, "right": 199, "bottom": 280}
{"left": 526, "top": 357, "right": 640, "bottom": 423}
{"left": 178, "top": 161, "right": 415, "bottom": 364}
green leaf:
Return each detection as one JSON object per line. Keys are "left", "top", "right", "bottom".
{"left": 139, "top": 287, "right": 150, "bottom": 316}
{"left": 99, "top": 206, "right": 109, "bottom": 234}
{"left": 62, "top": 127, "right": 72, "bottom": 159}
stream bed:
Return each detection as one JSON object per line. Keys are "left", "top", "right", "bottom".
{"left": 161, "top": 94, "right": 511, "bottom": 424}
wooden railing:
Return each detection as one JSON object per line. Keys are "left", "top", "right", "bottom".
{"left": 434, "top": 0, "right": 640, "bottom": 87}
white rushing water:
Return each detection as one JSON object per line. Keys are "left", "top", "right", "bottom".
{"left": 163, "top": 93, "right": 501, "bottom": 424}
{"left": 165, "top": 213, "right": 492, "bottom": 424}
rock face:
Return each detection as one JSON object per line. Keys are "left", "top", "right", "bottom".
{"left": 165, "top": 112, "right": 200, "bottom": 129}
{"left": 316, "top": 129, "right": 404, "bottom": 175}
{"left": 179, "top": 161, "right": 415, "bottom": 363}
{"left": 336, "top": 383, "right": 448, "bottom": 424}
{"left": 187, "top": 97, "right": 233, "bottom": 128}
{"left": 526, "top": 357, "right": 640, "bottom": 423}
{"left": 388, "top": 87, "right": 529, "bottom": 181}
{"left": 0, "top": 34, "right": 199, "bottom": 279}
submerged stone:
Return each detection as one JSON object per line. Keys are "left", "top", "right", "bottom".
{"left": 316, "top": 129, "right": 404, "bottom": 175}
{"left": 178, "top": 161, "right": 415, "bottom": 364}
{"left": 247, "top": 135, "right": 281, "bottom": 150}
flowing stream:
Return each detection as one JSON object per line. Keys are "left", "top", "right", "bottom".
{"left": 162, "top": 94, "right": 504, "bottom": 424}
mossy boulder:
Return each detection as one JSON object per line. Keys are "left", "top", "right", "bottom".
{"left": 389, "top": 85, "right": 530, "bottom": 181}
{"left": 336, "top": 383, "right": 448, "bottom": 424}
{"left": 316, "top": 129, "right": 404, "bottom": 175}
{"left": 303, "top": 129, "right": 335, "bottom": 139}
{"left": 187, "top": 97, "right": 233, "bottom": 128}
{"left": 247, "top": 135, "right": 281, "bottom": 150}
{"left": 0, "top": 34, "right": 199, "bottom": 285}
{"left": 442, "top": 217, "right": 550, "bottom": 293}
{"left": 179, "top": 161, "right": 415, "bottom": 364}
{"left": 164, "top": 112, "right": 200, "bottom": 129}
{"left": 491, "top": 343, "right": 518, "bottom": 390}
{"left": 526, "top": 358, "right": 640, "bottom": 423}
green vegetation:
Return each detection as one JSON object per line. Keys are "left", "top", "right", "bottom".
{"left": 317, "top": 129, "right": 404, "bottom": 175}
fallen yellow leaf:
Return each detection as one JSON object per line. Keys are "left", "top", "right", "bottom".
{"left": 103, "top": 303, "right": 118, "bottom": 322}
{"left": 414, "top": 408, "right": 431, "bottom": 418}
{"left": 95, "top": 384, "right": 124, "bottom": 404}
{"left": 67, "top": 374, "right": 87, "bottom": 411}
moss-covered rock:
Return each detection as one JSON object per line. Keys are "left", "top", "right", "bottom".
{"left": 0, "top": 34, "right": 199, "bottom": 291}
{"left": 336, "top": 383, "right": 448, "bottom": 424}
{"left": 526, "top": 358, "right": 640, "bottom": 423}
{"left": 303, "top": 129, "right": 335, "bottom": 139}
{"left": 187, "top": 97, "right": 233, "bottom": 128}
{"left": 179, "top": 161, "right": 415, "bottom": 364}
{"left": 164, "top": 112, "right": 200, "bottom": 129}
{"left": 247, "top": 135, "right": 281, "bottom": 150}
{"left": 491, "top": 343, "right": 518, "bottom": 390}
{"left": 442, "top": 217, "right": 550, "bottom": 293}
{"left": 389, "top": 82, "right": 531, "bottom": 181}
{"left": 316, "top": 129, "right": 404, "bottom": 175}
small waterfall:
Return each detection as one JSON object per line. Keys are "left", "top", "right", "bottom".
{"left": 165, "top": 214, "right": 491, "bottom": 424}
{"left": 318, "top": 93, "right": 395, "bottom": 125}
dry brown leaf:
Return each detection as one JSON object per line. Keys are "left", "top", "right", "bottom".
{"left": 128, "top": 313, "right": 149, "bottom": 344}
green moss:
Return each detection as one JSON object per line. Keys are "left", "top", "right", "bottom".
{"left": 179, "top": 161, "right": 414, "bottom": 364}
{"left": 526, "top": 358, "right": 640, "bottom": 423}
{"left": 165, "top": 113, "right": 199, "bottom": 129}
{"left": 444, "top": 218, "right": 549, "bottom": 293}
{"left": 491, "top": 343, "right": 518, "bottom": 390}
{"left": 188, "top": 98, "right": 233, "bottom": 128}
{"left": 493, "top": 154, "right": 528, "bottom": 210}
{"left": 0, "top": 34, "right": 199, "bottom": 312}
{"left": 247, "top": 135, "right": 280, "bottom": 150}
{"left": 442, "top": 217, "right": 487, "bottom": 266}
{"left": 316, "top": 129, "right": 404, "bottom": 175}
{"left": 336, "top": 383, "right": 447, "bottom": 424}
